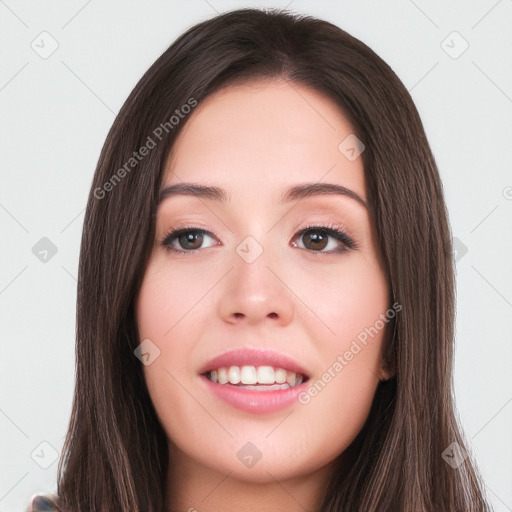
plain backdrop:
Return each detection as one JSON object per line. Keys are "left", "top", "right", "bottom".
{"left": 1, "top": 1, "right": 511, "bottom": 511}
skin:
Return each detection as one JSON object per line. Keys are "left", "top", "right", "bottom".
{"left": 135, "top": 78, "right": 393, "bottom": 512}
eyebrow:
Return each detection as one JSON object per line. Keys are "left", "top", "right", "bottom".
{"left": 158, "top": 182, "right": 367, "bottom": 208}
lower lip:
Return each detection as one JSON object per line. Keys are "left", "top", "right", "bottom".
{"left": 201, "top": 375, "right": 308, "bottom": 414}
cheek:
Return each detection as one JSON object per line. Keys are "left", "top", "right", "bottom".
{"left": 301, "top": 252, "right": 389, "bottom": 346}
{"left": 135, "top": 268, "right": 199, "bottom": 446}
{"left": 135, "top": 259, "right": 214, "bottom": 430}
{"left": 294, "top": 255, "right": 389, "bottom": 441}
{"left": 136, "top": 261, "right": 196, "bottom": 341}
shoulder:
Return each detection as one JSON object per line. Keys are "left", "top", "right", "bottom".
{"left": 27, "top": 494, "right": 61, "bottom": 512}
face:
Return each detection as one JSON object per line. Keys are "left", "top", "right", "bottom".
{"left": 135, "top": 79, "right": 392, "bottom": 484}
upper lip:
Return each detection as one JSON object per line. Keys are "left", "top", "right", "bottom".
{"left": 199, "top": 348, "right": 309, "bottom": 378}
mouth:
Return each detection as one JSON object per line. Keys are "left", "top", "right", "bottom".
{"left": 199, "top": 348, "right": 310, "bottom": 413}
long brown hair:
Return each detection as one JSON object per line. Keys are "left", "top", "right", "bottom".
{"left": 55, "top": 8, "right": 490, "bottom": 511}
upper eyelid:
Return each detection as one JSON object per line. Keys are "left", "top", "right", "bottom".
{"left": 160, "top": 214, "right": 353, "bottom": 235}
{"left": 161, "top": 224, "right": 348, "bottom": 240}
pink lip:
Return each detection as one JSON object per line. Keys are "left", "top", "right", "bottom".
{"left": 200, "top": 374, "right": 309, "bottom": 414}
{"left": 198, "top": 348, "right": 309, "bottom": 376}
{"left": 198, "top": 348, "right": 310, "bottom": 415}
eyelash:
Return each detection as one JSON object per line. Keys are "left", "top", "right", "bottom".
{"left": 160, "top": 223, "right": 358, "bottom": 256}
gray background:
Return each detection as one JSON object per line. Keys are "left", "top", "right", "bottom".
{"left": 1, "top": 0, "right": 511, "bottom": 510}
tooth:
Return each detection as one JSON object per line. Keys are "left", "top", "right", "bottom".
{"left": 275, "top": 368, "right": 287, "bottom": 384}
{"left": 286, "top": 370, "right": 297, "bottom": 386}
{"left": 210, "top": 365, "right": 304, "bottom": 386}
{"left": 240, "top": 365, "right": 257, "bottom": 384}
{"left": 256, "top": 366, "right": 275, "bottom": 384}
{"left": 228, "top": 366, "right": 241, "bottom": 384}
{"left": 218, "top": 367, "right": 228, "bottom": 384}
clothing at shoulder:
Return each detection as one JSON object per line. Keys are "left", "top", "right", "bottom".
{"left": 26, "top": 494, "right": 61, "bottom": 512}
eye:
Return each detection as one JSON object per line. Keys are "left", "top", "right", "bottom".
{"left": 160, "top": 227, "right": 218, "bottom": 254}
{"left": 291, "top": 224, "right": 356, "bottom": 254}
{"left": 160, "top": 223, "right": 357, "bottom": 255}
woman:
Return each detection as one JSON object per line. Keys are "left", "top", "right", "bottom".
{"left": 28, "top": 7, "right": 490, "bottom": 512}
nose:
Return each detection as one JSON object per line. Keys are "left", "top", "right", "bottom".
{"left": 216, "top": 239, "right": 295, "bottom": 327}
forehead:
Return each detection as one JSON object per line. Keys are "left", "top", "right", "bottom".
{"left": 163, "top": 79, "right": 366, "bottom": 203}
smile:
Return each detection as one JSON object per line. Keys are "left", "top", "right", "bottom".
{"left": 199, "top": 348, "right": 310, "bottom": 414}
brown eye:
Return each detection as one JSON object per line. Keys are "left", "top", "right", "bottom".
{"left": 293, "top": 225, "right": 356, "bottom": 254}
{"left": 177, "top": 231, "right": 204, "bottom": 250}
{"left": 302, "top": 229, "right": 329, "bottom": 251}
{"left": 161, "top": 228, "right": 217, "bottom": 253}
